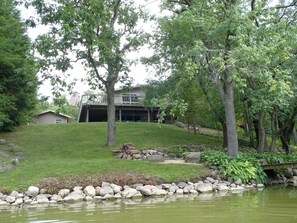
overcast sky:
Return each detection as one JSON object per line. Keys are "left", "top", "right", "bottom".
{"left": 19, "top": 0, "right": 162, "bottom": 98}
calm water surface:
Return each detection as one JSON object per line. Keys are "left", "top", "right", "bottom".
{"left": 0, "top": 187, "right": 296, "bottom": 223}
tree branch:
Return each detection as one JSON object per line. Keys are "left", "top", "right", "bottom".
{"left": 87, "top": 48, "right": 106, "bottom": 85}
{"left": 110, "top": 0, "right": 121, "bottom": 29}
{"left": 275, "top": 0, "right": 296, "bottom": 9}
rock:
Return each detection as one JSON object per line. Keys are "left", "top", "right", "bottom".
{"left": 85, "top": 196, "right": 93, "bottom": 201}
{"left": 137, "top": 185, "right": 166, "bottom": 196}
{"left": 14, "top": 198, "right": 23, "bottom": 205}
{"left": 10, "top": 190, "right": 19, "bottom": 197}
{"left": 110, "top": 184, "right": 122, "bottom": 194}
{"left": 283, "top": 169, "right": 294, "bottom": 178}
{"left": 234, "top": 179, "right": 242, "bottom": 185}
{"left": 257, "top": 184, "right": 265, "bottom": 188}
{"left": 230, "top": 186, "right": 245, "bottom": 191}
{"left": 58, "top": 189, "right": 70, "bottom": 198}
{"left": 5, "top": 196, "right": 16, "bottom": 204}
{"left": 132, "top": 154, "right": 142, "bottom": 159}
{"left": 205, "top": 177, "right": 216, "bottom": 184}
{"left": 0, "top": 200, "right": 9, "bottom": 206}
{"left": 177, "top": 182, "right": 188, "bottom": 189}
{"left": 195, "top": 183, "right": 213, "bottom": 193}
{"left": 146, "top": 154, "right": 164, "bottom": 162}
{"left": 0, "top": 139, "right": 7, "bottom": 145}
{"left": 84, "top": 186, "right": 96, "bottom": 197}
{"left": 185, "top": 152, "right": 201, "bottom": 163}
{"left": 176, "top": 189, "right": 184, "bottom": 194}
{"left": 0, "top": 164, "right": 14, "bottom": 172}
{"left": 114, "top": 193, "right": 122, "bottom": 199}
{"left": 26, "top": 186, "right": 39, "bottom": 197}
{"left": 64, "top": 191, "right": 85, "bottom": 203}
{"left": 94, "top": 196, "right": 105, "bottom": 201}
{"left": 24, "top": 199, "right": 32, "bottom": 204}
{"left": 121, "top": 187, "right": 138, "bottom": 198}
{"left": 103, "top": 194, "right": 114, "bottom": 200}
{"left": 292, "top": 176, "right": 297, "bottom": 186}
{"left": 51, "top": 194, "right": 63, "bottom": 202}
{"left": 73, "top": 186, "right": 83, "bottom": 191}
{"left": 161, "top": 184, "right": 172, "bottom": 190}
{"left": 217, "top": 184, "right": 229, "bottom": 192}
{"left": 99, "top": 185, "right": 114, "bottom": 196}
{"left": 39, "top": 189, "right": 47, "bottom": 194}
{"left": 169, "top": 185, "right": 178, "bottom": 193}
{"left": 183, "top": 185, "right": 194, "bottom": 193}
{"left": 245, "top": 185, "right": 255, "bottom": 189}
{"left": 36, "top": 194, "right": 49, "bottom": 203}
{"left": 102, "top": 182, "right": 110, "bottom": 187}
{"left": 95, "top": 186, "right": 101, "bottom": 195}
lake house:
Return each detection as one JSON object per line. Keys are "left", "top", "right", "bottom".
{"left": 78, "top": 86, "right": 158, "bottom": 123}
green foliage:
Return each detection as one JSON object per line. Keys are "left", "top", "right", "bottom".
{"left": 202, "top": 149, "right": 268, "bottom": 183}
{"left": 0, "top": 0, "right": 38, "bottom": 131}
{"left": 223, "top": 160, "right": 256, "bottom": 184}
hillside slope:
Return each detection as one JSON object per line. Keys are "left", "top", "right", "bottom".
{"left": 0, "top": 122, "right": 222, "bottom": 191}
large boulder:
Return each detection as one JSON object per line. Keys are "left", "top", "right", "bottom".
{"left": 110, "top": 184, "right": 122, "bottom": 194}
{"left": 121, "top": 186, "right": 139, "bottom": 198}
{"left": 5, "top": 196, "right": 16, "bottom": 204}
{"left": 217, "top": 184, "right": 230, "bottom": 192}
{"left": 146, "top": 154, "right": 164, "bottom": 162}
{"left": 99, "top": 185, "right": 114, "bottom": 196}
{"left": 58, "top": 189, "right": 70, "bottom": 198}
{"left": 26, "top": 186, "right": 39, "bottom": 197}
{"left": 195, "top": 183, "right": 213, "bottom": 193}
{"left": 293, "top": 176, "right": 297, "bottom": 186}
{"left": 185, "top": 152, "right": 201, "bottom": 163}
{"left": 36, "top": 194, "right": 49, "bottom": 203}
{"left": 64, "top": 191, "right": 85, "bottom": 203}
{"left": 84, "top": 186, "right": 96, "bottom": 197}
{"left": 137, "top": 185, "right": 166, "bottom": 196}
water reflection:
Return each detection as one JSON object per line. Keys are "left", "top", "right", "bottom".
{"left": 0, "top": 188, "right": 296, "bottom": 223}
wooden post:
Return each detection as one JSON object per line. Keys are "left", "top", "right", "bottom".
{"left": 119, "top": 109, "right": 122, "bottom": 122}
{"left": 147, "top": 110, "right": 150, "bottom": 123}
{"left": 86, "top": 107, "right": 89, "bottom": 122}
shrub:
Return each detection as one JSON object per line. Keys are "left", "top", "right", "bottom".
{"left": 202, "top": 149, "right": 267, "bottom": 184}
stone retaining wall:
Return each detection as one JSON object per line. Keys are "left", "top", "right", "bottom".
{"left": 0, "top": 177, "right": 267, "bottom": 207}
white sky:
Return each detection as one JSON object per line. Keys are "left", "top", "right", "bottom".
{"left": 19, "top": 0, "right": 162, "bottom": 98}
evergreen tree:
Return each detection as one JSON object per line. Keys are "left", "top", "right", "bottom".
{"left": 0, "top": 0, "right": 38, "bottom": 131}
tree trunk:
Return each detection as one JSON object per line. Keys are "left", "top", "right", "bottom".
{"left": 257, "top": 110, "right": 266, "bottom": 153}
{"left": 220, "top": 121, "right": 228, "bottom": 148}
{"left": 224, "top": 82, "right": 239, "bottom": 157}
{"left": 253, "top": 118, "right": 259, "bottom": 148}
{"left": 279, "top": 120, "right": 295, "bottom": 154}
{"left": 293, "top": 127, "right": 297, "bottom": 146}
{"left": 269, "top": 109, "right": 278, "bottom": 152}
{"left": 106, "top": 83, "right": 116, "bottom": 146}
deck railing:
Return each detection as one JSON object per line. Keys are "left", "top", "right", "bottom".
{"left": 80, "top": 94, "right": 145, "bottom": 105}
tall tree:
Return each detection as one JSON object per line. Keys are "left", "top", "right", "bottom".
{"left": 0, "top": 0, "right": 38, "bottom": 131}
{"left": 29, "top": 0, "right": 148, "bottom": 146}
{"left": 149, "top": 0, "right": 240, "bottom": 156}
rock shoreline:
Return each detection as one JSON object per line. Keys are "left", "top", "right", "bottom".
{"left": 0, "top": 177, "right": 266, "bottom": 208}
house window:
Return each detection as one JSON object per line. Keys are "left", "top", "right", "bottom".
{"left": 56, "top": 119, "right": 63, "bottom": 124}
{"left": 122, "top": 93, "right": 139, "bottom": 104}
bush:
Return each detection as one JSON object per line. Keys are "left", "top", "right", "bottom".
{"left": 202, "top": 149, "right": 267, "bottom": 184}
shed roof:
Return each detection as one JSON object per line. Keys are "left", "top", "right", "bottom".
{"left": 37, "top": 110, "right": 72, "bottom": 119}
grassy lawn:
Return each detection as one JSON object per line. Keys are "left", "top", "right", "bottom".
{"left": 0, "top": 122, "right": 222, "bottom": 192}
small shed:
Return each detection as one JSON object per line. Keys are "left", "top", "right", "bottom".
{"left": 36, "top": 110, "right": 72, "bottom": 124}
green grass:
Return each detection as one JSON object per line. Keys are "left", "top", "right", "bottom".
{"left": 0, "top": 122, "right": 222, "bottom": 191}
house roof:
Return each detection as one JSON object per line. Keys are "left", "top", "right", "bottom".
{"left": 37, "top": 110, "right": 72, "bottom": 119}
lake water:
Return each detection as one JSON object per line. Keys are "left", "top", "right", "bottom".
{"left": 0, "top": 187, "right": 296, "bottom": 223}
